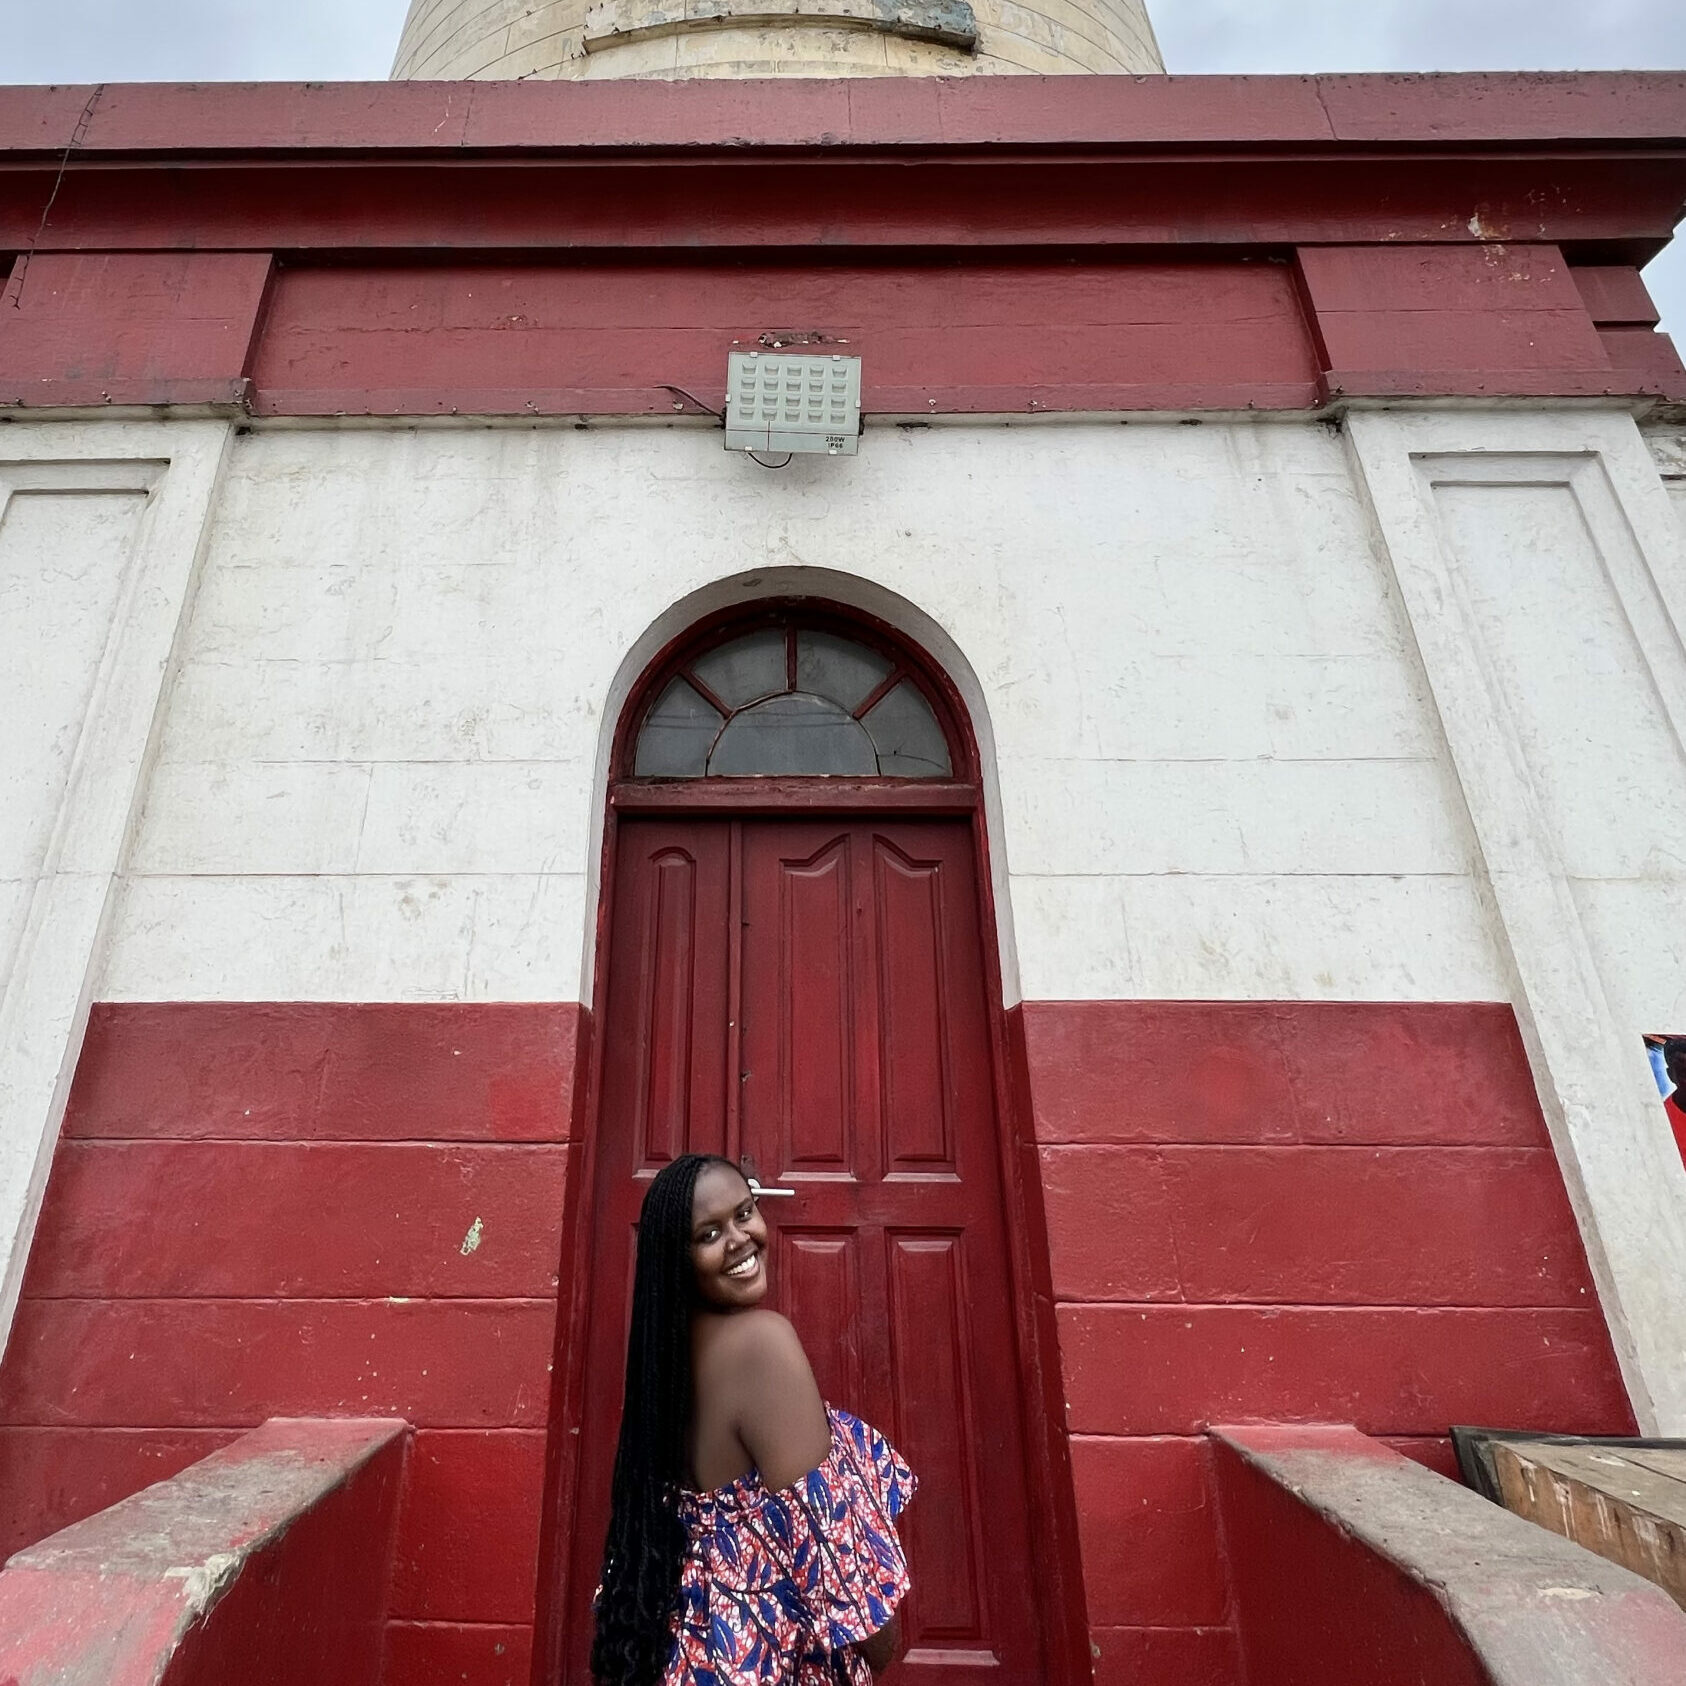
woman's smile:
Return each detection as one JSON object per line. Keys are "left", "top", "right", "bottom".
{"left": 691, "top": 1163, "right": 771, "bottom": 1308}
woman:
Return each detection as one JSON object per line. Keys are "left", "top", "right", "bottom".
{"left": 592, "top": 1153, "right": 915, "bottom": 1686}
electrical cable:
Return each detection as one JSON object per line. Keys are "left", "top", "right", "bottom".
{"left": 658, "top": 384, "right": 724, "bottom": 421}
{"left": 656, "top": 386, "right": 792, "bottom": 466}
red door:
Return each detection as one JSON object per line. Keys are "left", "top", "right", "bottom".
{"left": 564, "top": 815, "right": 1043, "bottom": 1686}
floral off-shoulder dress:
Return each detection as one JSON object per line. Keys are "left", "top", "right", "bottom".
{"left": 665, "top": 1407, "right": 916, "bottom": 1686}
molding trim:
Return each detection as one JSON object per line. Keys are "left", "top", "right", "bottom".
{"left": 0, "top": 420, "right": 234, "bottom": 1362}
{"left": 1345, "top": 407, "right": 1686, "bottom": 1432}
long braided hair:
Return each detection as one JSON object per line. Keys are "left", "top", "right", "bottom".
{"left": 592, "top": 1152, "right": 740, "bottom": 1686}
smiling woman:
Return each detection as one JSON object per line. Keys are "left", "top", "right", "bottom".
{"left": 592, "top": 1154, "right": 916, "bottom": 1686}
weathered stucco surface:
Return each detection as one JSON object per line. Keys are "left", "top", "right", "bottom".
{"left": 393, "top": 0, "right": 1163, "bottom": 79}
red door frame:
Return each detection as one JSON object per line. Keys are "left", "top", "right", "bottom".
{"left": 530, "top": 601, "right": 1090, "bottom": 1686}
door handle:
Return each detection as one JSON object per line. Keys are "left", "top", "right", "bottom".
{"left": 747, "top": 1176, "right": 797, "bottom": 1199}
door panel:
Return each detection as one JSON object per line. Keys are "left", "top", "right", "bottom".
{"left": 872, "top": 837, "right": 956, "bottom": 1172}
{"left": 779, "top": 1231, "right": 866, "bottom": 1412}
{"left": 886, "top": 1232, "right": 988, "bottom": 1648}
{"left": 779, "top": 836, "right": 855, "bottom": 1172}
{"left": 567, "top": 816, "right": 1042, "bottom": 1686}
{"left": 641, "top": 846, "right": 719, "bottom": 1164}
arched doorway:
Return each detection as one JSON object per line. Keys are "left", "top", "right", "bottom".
{"left": 551, "top": 602, "right": 1050, "bottom": 1686}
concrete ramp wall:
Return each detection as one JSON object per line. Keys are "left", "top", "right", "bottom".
{"left": 0, "top": 1417, "right": 408, "bottom": 1686}
{"left": 1213, "top": 1423, "right": 1686, "bottom": 1686}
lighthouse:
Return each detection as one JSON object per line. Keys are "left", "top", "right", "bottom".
{"left": 1, "top": 5, "right": 1686, "bottom": 1685}
{"left": 393, "top": 0, "right": 1163, "bottom": 79}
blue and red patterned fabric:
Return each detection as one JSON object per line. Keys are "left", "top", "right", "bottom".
{"left": 666, "top": 1407, "right": 916, "bottom": 1686}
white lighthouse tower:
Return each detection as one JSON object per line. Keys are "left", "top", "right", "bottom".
{"left": 393, "top": 0, "right": 1163, "bottom": 80}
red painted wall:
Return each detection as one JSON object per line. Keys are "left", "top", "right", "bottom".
{"left": 1295, "top": 244, "right": 1632, "bottom": 399}
{"left": 0, "top": 252, "right": 272, "bottom": 408}
{"left": 0, "top": 998, "right": 1637, "bottom": 1686}
{"left": 1021, "top": 1000, "right": 1635, "bottom": 1686}
{"left": 9, "top": 248, "right": 1676, "bottom": 419}
{"left": 0, "top": 1003, "right": 583, "bottom": 1686}
{"left": 248, "top": 259, "right": 1320, "bottom": 416}
{"left": 5, "top": 76, "right": 1685, "bottom": 417}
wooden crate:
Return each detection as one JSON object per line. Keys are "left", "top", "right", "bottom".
{"left": 1488, "top": 1439, "right": 1686, "bottom": 1612}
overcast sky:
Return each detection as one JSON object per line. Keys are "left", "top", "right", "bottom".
{"left": 5, "top": 0, "right": 1683, "bottom": 332}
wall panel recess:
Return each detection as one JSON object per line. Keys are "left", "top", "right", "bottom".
{"left": 0, "top": 422, "right": 232, "bottom": 1362}
{"left": 1346, "top": 408, "right": 1686, "bottom": 1433}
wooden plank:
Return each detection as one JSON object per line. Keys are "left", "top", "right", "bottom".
{"left": 1492, "top": 1439, "right": 1686, "bottom": 1612}
{"left": 1619, "top": 1446, "right": 1686, "bottom": 1484}
{"left": 1509, "top": 1443, "right": 1686, "bottom": 1528}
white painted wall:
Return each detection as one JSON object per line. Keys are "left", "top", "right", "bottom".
{"left": 99, "top": 417, "right": 1503, "bottom": 1009}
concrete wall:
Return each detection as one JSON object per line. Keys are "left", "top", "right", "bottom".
{"left": 392, "top": 0, "right": 1164, "bottom": 80}
{"left": 2, "top": 409, "right": 1684, "bottom": 1686}
{"left": 1212, "top": 1424, "right": 1686, "bottom": 1686}
{"left": 0, "top": 423, "right": 232, "bottom": 1366}
{"left": 102, "top": 418, "right": 1494, "bottom": 1008}
{"left": 0, "top": 1418, "right": 406, "bottom": 1686}
{"left": 1031, "top": 997, "right": 1628, "bottom": 1685}
{"left": 1, "top": 1005, "right": 573, "bottom": 1686}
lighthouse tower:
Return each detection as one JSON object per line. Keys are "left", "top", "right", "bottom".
{"left": 393, "top": 0, "right": 1163, "bottom": 80}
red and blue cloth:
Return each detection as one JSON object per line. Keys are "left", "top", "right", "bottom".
{"left": 666, "top": 1407, "right": 916, "bottom": 1686}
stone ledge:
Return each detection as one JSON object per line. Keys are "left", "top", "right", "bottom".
{"left": 1212, "top": 1423, "right": 1686, "bottom": 1686}
{"left": 0, "top": 1417, "right": 409, "bottom": 1686}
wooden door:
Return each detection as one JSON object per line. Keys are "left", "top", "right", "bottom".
{"left": 566, "top": 815, "right": 1042, "bottom": 1686}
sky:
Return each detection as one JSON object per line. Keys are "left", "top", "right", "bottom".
{"left": 4, "top": 0, "right": 1683, "bottom": 333}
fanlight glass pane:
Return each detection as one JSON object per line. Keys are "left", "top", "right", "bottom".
{"left": 708, "top": 692, "right": 877, "bottom": 777}
{"left": 796, "top": 630, "right": 893, "bottom": 713}
{"left": 861, "top": 680, "right": 952, "bottom": 777}
{"left": 634, "top": 677, "right": 722, "bottom": 777}
{"left": 691, "top": 628, "right": 787, "bottom": 710}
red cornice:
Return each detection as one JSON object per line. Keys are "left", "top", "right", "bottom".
{"left": 0, "top": 77, "right": 1682, "bottom": 265}
{"left": 1, "top": 74, "right": 1681, "bottom": 415}
{"left": 4, "top": 156, "right": 1684, "bottom": 257}
{"left": 1, "top": 73, "right": 1684, "bottom": 158}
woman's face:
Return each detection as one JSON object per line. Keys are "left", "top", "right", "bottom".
{"left": 690, "top": 1163, "right": 770, "bottom": 1310}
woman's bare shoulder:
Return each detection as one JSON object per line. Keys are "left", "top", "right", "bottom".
{"left": 699, "top": 1312, "right": 821, "bottom": 1419}
{"left": 708, "top": 1308, "right": 807, "bottom": 1365}
{"left": 718, "top": 1313, "right": 830, "bottom": 1487}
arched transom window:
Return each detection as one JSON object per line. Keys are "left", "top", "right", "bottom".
{"left": 632, "top": 621, "right": 954, "bottom": 780}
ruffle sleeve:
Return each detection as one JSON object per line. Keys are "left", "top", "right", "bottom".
{"left": 768, "top": 1409, "right": 916, "bottom": 1651}
{"left": 671, "top": 1409, "right": 916, "bottom": 1686}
